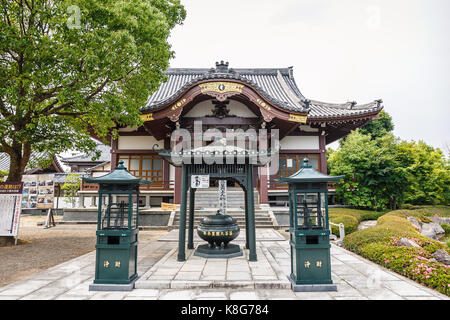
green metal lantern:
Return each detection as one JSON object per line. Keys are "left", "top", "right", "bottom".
{"left": 83, "top": 160, "right": 151, "bottom": 291}
{"left": 279, "top": 158, "right": 342, "bottom": 292}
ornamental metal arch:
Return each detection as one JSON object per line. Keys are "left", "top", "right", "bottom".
{"left": 158, "top": 148, "right": 273, "bottom": 262}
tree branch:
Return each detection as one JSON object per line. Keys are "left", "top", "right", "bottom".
{"left": 85, "top": 77, "right": 110, "bottom": 102}
{"left": 55, "top": 112, "right": 87, "bottom": 117}
{"left": 0, "top": 99, "right": 13, "bottom": 118}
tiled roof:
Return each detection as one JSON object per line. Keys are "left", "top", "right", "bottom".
{"left": 0, "top": 152, "right": 64, "bottom": 173}
{"left": 142, "top": 61, "right": 383, "bottom": 119}
{"left": 61, "top": 143, "right": 111, "bottom": 165}
{"left": 307, "top": 100, "right": 383, "bottom": 119}
{"left": 53, "top": 172, "right": 90, "bottom": 184}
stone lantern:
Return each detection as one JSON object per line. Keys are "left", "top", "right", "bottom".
{"left": 83, "top": 160, "right": 151, "bottom": 291}
{"left": 279, "top": 158, "right": 342, "bottom": 292}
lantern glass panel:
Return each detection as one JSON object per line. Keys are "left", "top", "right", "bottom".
{"left": 131, "top": 194, "right": 138, "bottom": 229}
{"left": 295, "top": 192, "right": 324, "bottom": 229}
{"left": 100, "top": 193, "right": 130, "bottom": 230}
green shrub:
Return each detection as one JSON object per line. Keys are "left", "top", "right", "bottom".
{"left": 329, "top": 214, "right": 359, "bottom": 236}
{"left": 409, "top": 206, "right": 450, "bottom": 218}
{"left": 328, "top": 208, "right": 389, "bottom": 237}
{"left": 359, "top": 242, "right": 449, "bottom": 295}
{"left": 360, "top": 211, "right": 387, "bottom": 221}
{"left": 400, "top": 204, "right": 423, "bottom": 210}
{"left": 342, "top": 207, "right": 450, "bottom": 296}
{"left": 387, "top": 209, "right": 434, "bottom": 223}
{"left": 441, "top": 224, "right": 450, "bottom": 235}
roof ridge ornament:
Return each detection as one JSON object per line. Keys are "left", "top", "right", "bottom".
{"left": 215, "top": 61, "right": 229, "bottom": 73}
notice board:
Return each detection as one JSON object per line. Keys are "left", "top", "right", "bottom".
{"left": 0, "top": 182, "right": 23, "bottom": 243}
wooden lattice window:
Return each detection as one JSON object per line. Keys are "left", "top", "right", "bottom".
{"left": 118, "top": 155, "right": 163, "bottom": 187}
{"left": 276, "top": 154, "right": 321, "bottom": 182}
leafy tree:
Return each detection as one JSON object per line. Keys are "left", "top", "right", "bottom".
{"left": 398, "top": 141, "right": 450, "bottom": 205}
{"left": 358, "top": 110, "right": 394, "bottom": 139}
{"left": 0, "top": 0, "right": 186, "bottom": 181}
{"left": 0, "top": 169, "right": 7, "bottom": 181}
{"left": 339, "top": 110, "right": 394, "bottom": 146}
{"left": 329, "top": 131, "right": 450, "bottom": 210}
{"left": 61, "top": 172, "right": 81, "bottom": 207}
{"left": 329, "top": 131, "right": 409, "bottom": 210}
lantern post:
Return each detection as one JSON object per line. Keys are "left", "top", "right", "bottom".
{"left": 83, "top": 160, "right": 151, "bottom": 291}
{"left": 279, "top": 158, "right": 342, "bottom": 292}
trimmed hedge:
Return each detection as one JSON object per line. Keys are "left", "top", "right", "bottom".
{"left": 328, "top": 208, "right": 387, "bottom": 236}
{"left": 343, "top": 207, "right": 450, "bottom": 296}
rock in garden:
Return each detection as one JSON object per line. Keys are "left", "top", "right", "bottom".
{"left": 432, "top": 249, "right": 450, "bottom": 265}
{"left": 430, "top": 217, "right": 450, "bottom": 225}
{"left": 421, "top": 222, "right": 445, "bottom": 240}
{"left": 407, "top": 217, "right": 421, "bottom": 231}
{"left": 397, "top": 238, "right": 421, "bottom": 248}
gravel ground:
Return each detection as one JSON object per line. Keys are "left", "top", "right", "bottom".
{"left": 0, "top": 215, "right": 167, "bottom": 288}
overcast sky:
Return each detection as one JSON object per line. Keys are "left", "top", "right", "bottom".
{"left": 167, "top": 0, "right": 450, "bottom": 151}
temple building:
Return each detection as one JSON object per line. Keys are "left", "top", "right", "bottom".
{"left": 99, "top": 61, "right": 383, "bottom": 208}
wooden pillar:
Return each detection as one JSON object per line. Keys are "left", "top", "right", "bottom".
{"left": 258, "top": 166, "right": 268, "bottom": 204}
{"left": 174, "top": 167, "right": 182, "bottom": 204}
{"left": 177, "top": 165, "right": 188, "bottom": 261}
{"left": 163, "top": 138, "right": 170, "bottom": 189}
{"left": 188, "top": 188, "right": 196, "bottom": 249}
{"left": 319, "top": 133, "right": 327, "bottom": 174}
{"left": 110, "top": 137, "right": 119, "bottom": 170}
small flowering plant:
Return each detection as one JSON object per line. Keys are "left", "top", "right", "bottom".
{"left": 358, "top": 239, "right": 450, "bottom": 296}
{"left": 344, "top": 210, "right": 450, "bottom": 296}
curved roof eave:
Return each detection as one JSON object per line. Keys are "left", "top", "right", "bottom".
{"left": 140, "top": 63, "right": 384, "bottom": 121}
{"left": 140, "top": 71, "right": 310, "bottom": 114}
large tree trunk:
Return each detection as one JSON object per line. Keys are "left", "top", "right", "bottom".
{"left": 6, "top": 142, "right": 31, "bottom": 182}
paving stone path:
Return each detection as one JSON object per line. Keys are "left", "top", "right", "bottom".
{"left": 0, "top": 229, "right": 448, "bottom": 300}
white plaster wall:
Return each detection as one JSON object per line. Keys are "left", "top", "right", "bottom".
{"left": 280, "top": 136, "right": 319, "bottom": 150}
{"left": 169, "top": 164, "right": 175, "bottom": 182}
{"left": 118, "top": 136, "right": 163, "bottom": 150}
{"left": 184, "top": 100, "right": 257, "bottom": 118}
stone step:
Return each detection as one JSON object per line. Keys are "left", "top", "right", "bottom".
{"left": 188, "top": 190, "right": 259, "bottom": 208}
{"left": 170, "top": 224, "right": 274, "bottom": 229}
{"left": 173, "top": 220, "right": 273, "bottom": 224}
{"left": 172, "top": 216, "right": 271, "bottom": 220}
{"left": 172, "top": 208, "right": 276, "bottom": 228}
{"left": 174, "top": 217, "right": 272, "bottom": 221}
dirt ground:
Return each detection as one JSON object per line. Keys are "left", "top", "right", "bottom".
{"left": 0, "top": 215, "right": 167, "bottom": 288}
